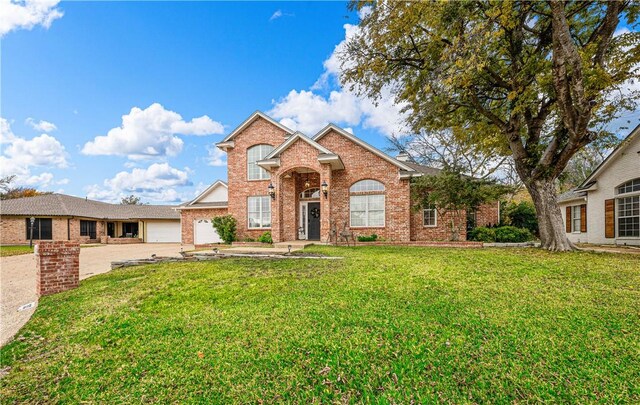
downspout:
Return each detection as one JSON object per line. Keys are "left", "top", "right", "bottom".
{"left": 67, "top": 218, "right": 71, "bottom": 240}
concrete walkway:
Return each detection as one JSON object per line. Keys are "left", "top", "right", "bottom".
{"left": 0, "top": 243, "right": 192, "bottom": 346}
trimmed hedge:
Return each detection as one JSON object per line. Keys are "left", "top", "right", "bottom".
{"left": 468, "top": 226, "right": 533, "bottom": 243}
{"left": 357, "top": 234, "right": 378, "bottom": 242}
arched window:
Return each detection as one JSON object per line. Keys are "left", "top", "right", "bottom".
{"left": 247, "top": 144, "right": 274, "bottom": 180}
{"left": 349, "top": 180, "right": 385, "bottom": 227}
{"left": 617, "top": 178, "right": 640, "bottom": 195}
{"left": 350, "top": 179, "right": 385, "bottom": 193}
{"left": 300, "top": 188, "right": 320, "bottom": 199}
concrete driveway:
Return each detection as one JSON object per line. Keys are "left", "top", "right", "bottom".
{"left": 1, "top": 243, "right": 192, "bottom": 346}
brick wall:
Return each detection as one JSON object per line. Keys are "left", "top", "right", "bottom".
{"left": 475, "top": 202, "right": 501, "bottom": 227}
{"left": 35, "top": 241, "right": 80, "bottom": 296}
{"left": 0, "top": 216, "right": 69, "bottom": 245}
{"left": 410, "top": 208, "right": 468, "bottom": 241}
{"left": 226, "top": 117, "right": 290, "bottom": 240}
{"left": 180, "top": 208, "right": 228, "bottom": 244}
{"left": 317, "top": 130, "right": 412, "bottom": 242}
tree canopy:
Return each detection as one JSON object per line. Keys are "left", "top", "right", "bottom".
{"left": 341, "top": 0, "right": 639, "bottom": 250}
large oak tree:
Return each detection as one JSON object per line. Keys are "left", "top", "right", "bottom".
{"left": 341, "top": 1, "right": 639, "bottom": 251}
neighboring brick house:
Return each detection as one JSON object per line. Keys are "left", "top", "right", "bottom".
{"left": 0, "top": 194, "right": 180, "bottom": 245}
{"left": 559, "top": 124, "right": 640, "bottom": 246}
{"left": 182, "top": 111, "right": 499, "bottom": 244}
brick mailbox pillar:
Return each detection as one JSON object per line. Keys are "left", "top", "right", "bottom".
{"left": 35, "top": 241, "right": 80, "bottom": 296}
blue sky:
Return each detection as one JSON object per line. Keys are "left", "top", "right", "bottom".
{"left": 1, "top": 2, "right": 638, "bottom": 204}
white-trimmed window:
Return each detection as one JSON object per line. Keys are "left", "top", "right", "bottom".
{"left": 618, "top": 196, "right": 639, "bottom": 237}
{"left": 423, "top": 204, "right": 437, "bottom": 227}
{"left": 571, "top": 205, "right": 581, "bottom": 233}
{"left": 247, "top": 144, "right": 274, "bottom": 180}
{"left": 248, "top": 196, "right": 271, "bottom": 229}
{"left": 300, "top": 188, "right": 320, "bottom": 199}
{"left": 349, "top": 180, "right": 385, "bottom": 227}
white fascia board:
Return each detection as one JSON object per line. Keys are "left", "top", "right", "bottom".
{"left": 220, "top": 111, "right": 294, "bottom": 143}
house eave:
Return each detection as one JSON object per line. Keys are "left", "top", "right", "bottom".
{"left": 399, "top": 171, "right": 423, "bottom": 179}
{"left": 257, "top": 158, "right": 281, "bottom": 169}
{"left": 216, "top": 141, "right": 235, "bottom": 151}
{"left": 317, "top": 153, "right": 345, "bottom": 170}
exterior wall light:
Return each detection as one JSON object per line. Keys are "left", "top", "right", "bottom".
{"left": 268, "top": 182, "right": 276, "bottom": 199}
{"left": 321, "top": 180, "right": 328, "bottom": 198}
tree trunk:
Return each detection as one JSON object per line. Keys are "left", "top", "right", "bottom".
{"left": 526, "top": 179, "right": 576, "bottom": 251}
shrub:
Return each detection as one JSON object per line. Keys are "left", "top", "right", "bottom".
{"left": 211, "top": 215, "right": 237, "bottom": 244}
{"left": 357, "top": 234, "right": 378, "bottom": 242}
{"left": 258, "top": 231, "right": 272, "bottom": 244}
{"left": 468, "top": 226, "right": 533, "bottom": 243}
{"left": 468, "top": 227, "right": 496, "bottom": 242}
{"left": 503, "top": 201, "right": 539, "bottom": 235}
{"left": 243, "top": 237, "right": 256, "bottom": 242}
{"left": 494, "top": 226, "right": 534, "bottom": 243}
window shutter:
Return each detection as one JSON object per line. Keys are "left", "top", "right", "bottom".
{"left": 580, "top": 204, "right": 587, "bottom": 233}
{"left": 566, "top": 206, "right": 572, "bottom": 233}
{"left": 604, "top": 199, "right": 615, "bottom": 238}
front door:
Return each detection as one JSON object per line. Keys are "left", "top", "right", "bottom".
{"left": 307, "top": 202, "right": 321, "bottom": 240}
{"left": 107, "top": 222, "right": 115, "bottom": 238}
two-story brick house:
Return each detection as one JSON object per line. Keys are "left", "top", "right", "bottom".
{"left": 178, "top": 111, "right": 500, "bottom": 244}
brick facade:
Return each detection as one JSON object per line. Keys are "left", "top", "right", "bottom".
{"left": 180, "top": 208, "right": 228, "bottom": 244}
{"left": 2, "top": 217, "right": 110, "bottom": 245}
{"left": 35, "top": 241, "right": 80, "bottom": 296}
{"left": 226, "top": 118, "right": 290, "bottom": 241}
{"left": 215, "top": 115, "right": 501, "bottom": 244}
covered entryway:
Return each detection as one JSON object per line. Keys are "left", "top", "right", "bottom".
{"left": 194, "top": 219, "right": 222, "bottom": 244}
{"left": 146, "top": 221, "right": 181, "bottom": 243}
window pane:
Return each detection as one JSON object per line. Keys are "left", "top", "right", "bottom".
{"left": 350, "top": 195, "right": 367, "bottom": 211}
{"left": 247, "top": 145, "right": 274, "bottom": 180}
{"left": 350, "top": 179, "right": 385, "bottom": 192}
{"left": 368, "top": 195, "right": 385, "bottom": 210}
{"left": 368, "top": 210, "right": 385, "bottom": 226}
{"left": 350, "top": 211, "right": 366, "bottom": 227}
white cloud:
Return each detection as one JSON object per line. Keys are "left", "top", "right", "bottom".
{"left": 207, "top": 146, "right": 227, "bottom": 167}
{"left": 26, "top": 117, "right": 57, "bottom": 132}
{"left": 269, "top": 10, "right": 283, "bottom": 21}
{"left": 0, "top": 117, "right": 67, "bottom": 188}
{"left": 86, "top": 163, "right": 193, "bottom": 203}
{"left": 81, "top": 103, "right": 224, "bottom": 160}
{"left": 271, "top": 23, "right": 409, "bottom": 137}
{"left": 270, "top": 90, "right": 362, "bottom": 134}
{"left": 269, "top": 10, "right": 293, "bottom": 22}
{"left": 0, "top": 0, "right": 64, "bottom": 37}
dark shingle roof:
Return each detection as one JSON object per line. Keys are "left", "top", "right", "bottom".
{"left": 400, "top": 161, "right": 442, "bottom": 176}
{"left": 557, "top": 189, "right": 587, "bottom": 203}
{"left": 0, "top": 194, "right": 179, "bottom": 219}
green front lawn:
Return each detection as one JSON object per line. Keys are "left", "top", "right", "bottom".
{"left": 1, "top": 247, "right": 638, "bottom": 403}
{"left": 0, "top": 245, "right": 33, "bottom": 257}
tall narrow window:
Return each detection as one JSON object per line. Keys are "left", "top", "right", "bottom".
{"left": 571, "top": 205, "right": 581, "bottom": 233}
{"left": 247, "top": 144, "right": 274, "bottom": 180}
{"left": 80, "top": 220, "right": 97, "bottom": 239}
{"left": 424, "top": 204, "right": 437, "bottom": 227}
{"left": 349, "top": 180, "right": 385, "bottom": 227}
{"left": 248, "top": 196, "right": 271, "bottom": 229}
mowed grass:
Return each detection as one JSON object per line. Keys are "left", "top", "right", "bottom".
{"left": 1, "top": 247, "right": 639, "bottom": 403}
{"left": 0, "top": 245, "right": 33, "bottom": 257}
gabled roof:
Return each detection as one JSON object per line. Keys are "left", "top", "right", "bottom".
{"left": 579, "top": 123, "right": 640, "bottom": 187}
{"left": 557, "top": 189, "right": 588, "bottom": 203}
{"left": 217, "top": 111, "right": 294, "bottom": 146}
{"left": 178, "top": 180, "right": 228, "bottom": 209}
{"left": 0, "top": 194, "right": 179, "bottom": 219}
{"left": 258, "top": 131, "right": 345, "bottom": 170}
{"left": 312, "top": 124, "right": 416, "bottom": 172}
{"left": 265, "top": 131, "right": 335, "bottom": 158}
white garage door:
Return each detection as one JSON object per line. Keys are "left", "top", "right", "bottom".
{"left": 146, "top": 221, "right": 181, "bottom": 243}
{"left": 194, "top": 219, "right": 221, "bottom": 244}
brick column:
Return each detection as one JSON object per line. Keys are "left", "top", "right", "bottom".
{"left": 35, "top": 241, "right": 80, "bottom": 296}
{"left": 320, "top": 165, "right": 332, "bottom": 243}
